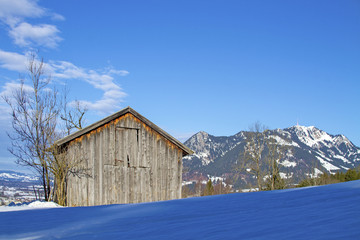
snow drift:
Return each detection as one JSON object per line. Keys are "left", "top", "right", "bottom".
{"left": 0, "top": 201, "right": 61, "bottom": 212}
{"left": 1, "top": 180, "right": 360, "bottom": 239}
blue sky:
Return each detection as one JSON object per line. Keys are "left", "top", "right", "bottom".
{"left": 0, "top": 0, "right": 359, "bottom": 172}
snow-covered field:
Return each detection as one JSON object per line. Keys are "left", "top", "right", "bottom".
{"left": 0, "top": 201, "right": 61, "bottom": 212}
{"left": 1, "top": 180, "right": 360, "bottom": 239}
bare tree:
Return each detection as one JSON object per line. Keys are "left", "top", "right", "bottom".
{"left": 3, "top": 54, "right": 59, "bottom": 201}
{"left": 202, "top": 179, "right": 214, "bottom": 196}
{"left": 234, "top": 122, "right": 287, "bottom": 191}
{"left": 213, "top": 180, "right": 232, "bottom": 195}
{"left": 241, "top": 122, "right": 268, "bottom": 191}
{"left": 60, "top": 86, "right": 87, "bottom": 135}
{"left": 3, "top": 53, "right": 88, "bottom": 204}
{"left": 182, "top": 185, "right": 193, "bottom": 198}
{"left": 195, "top": 180, "right": 203, "bottom": 197}
{"left": 49, "top": 144, "right": 91, "bottom": 206}
{"left": 264, "top": 133, "right": 286, "bottom": 190}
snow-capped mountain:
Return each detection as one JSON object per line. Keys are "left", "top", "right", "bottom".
{"left": 0, "top": 171, "right": 39, "bottom": 183}
{"left": 0, "top": 171, "right": 42, "bottom": 203}
{"left": 183, "top": 125, "right": 360, "bottom": 187}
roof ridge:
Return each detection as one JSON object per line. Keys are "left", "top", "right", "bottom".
{"left": 55, "top": 106, "right": 193, "bottom": 156}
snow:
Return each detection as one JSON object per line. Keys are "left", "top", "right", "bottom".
{"left": 280, "top": 159, "right": 297, "bottom": 167}
{"left": 265, "top": 172, "right": 293, "bottom": 180}
{"left": 182, "top": 181, "right": 195, "bottom": 186}
{"left": 241, "top": 188, "right": 259, "bottom": 192}
{"left": 333, "top": 154, "right": 351, "bottom": 164}
{"left": 0, "top": 173, "right": 17, "bottom": 179}
{"left": 269, "top": 135, "right": 300, "bottom": 147}
{"left": 293, "top": 125, "right": 333, "bottom": 148}
{"left": 316, "top": 150, "right": 336, "bottom": 163}
{"left": 340, "top": 165, "right": 350, "bottom": 170}
{"left": 0, "top": 172, "right": 38, "bottom": 182}
{"left": 187, "top": 152, "right": 212, "bottom": 165}
{"left": 193, "top": 152, "right": 210, "bottom": 159}
{"left": 279, "top": 172, "right": 293, "bottom": 179}
{"left": 0, "top": 201, "right": 61, "bottom": 212}
{"left": 334, "top": 135, "right": 351, "bottom": 147}
{"left": 1, "top": 181, "right": 360, "bottom": 239}
{"left": 306, "top": 168, "right": 323, "bottom": 178}
{"left": 315, "top": 156, "right": 340, "bottom": 171}
{"left": 183, "top": 151, "right": 213, "bottom": 165}
{"left": 207, "top": 175, "right": 224, "bottom": 183}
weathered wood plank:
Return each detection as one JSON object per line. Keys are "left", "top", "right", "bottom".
{"left": 122, "top": 166, "right": 127, "bottom": 203}
{"left": 94, "top": 133, "right": 100, "bottom": 205}
{"left": 66, "top": 111, "right": 188, "bottom": 206}
{"left": 89, "top": 134, "right": 95, "bottom": 206}
{"left": 102, "top": 130, "right": 108, "bottom": 205}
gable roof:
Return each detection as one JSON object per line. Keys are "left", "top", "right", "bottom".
{"left": 54, "top": 106, "right": 193, "bottom": 156}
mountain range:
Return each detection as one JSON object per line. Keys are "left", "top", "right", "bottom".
{"left": 182, "top": 125, "right": 360, "bottom": 187}
{"left": 0, "top": 170, "right": 39, "bottom": 186}
{"left": 0, "top": 171, "right": 41, "bottom": 203}
{"left": 1, "top": 125, "right": 359, "bottom": 190}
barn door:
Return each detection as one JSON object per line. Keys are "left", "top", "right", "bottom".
{"left": 115, "top": 126, "right": 151, "bottom": 203}
{"left": 115, "top": 127, "right": 139, "bottom": 167}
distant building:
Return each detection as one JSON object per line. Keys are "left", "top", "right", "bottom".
{"left": 55, "top": 107, "right": 193, "bottom": 206}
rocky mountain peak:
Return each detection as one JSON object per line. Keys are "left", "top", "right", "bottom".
{"left": 186, "top": 131, "right": 211, "bottom": 152}
{"left": 183, "top": 126, "right": 360, "bottom": 187}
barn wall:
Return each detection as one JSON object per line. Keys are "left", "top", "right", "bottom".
{"left": 66, "top": 113, "right": 183, "bottom": 206}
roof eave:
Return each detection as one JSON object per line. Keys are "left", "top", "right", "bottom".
{"left": 54, "top": 106, "right": 194, "bottom": 156}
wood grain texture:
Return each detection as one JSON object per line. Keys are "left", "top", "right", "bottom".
{"left": 64, "top": 112, "right": 190, "bottom": 206}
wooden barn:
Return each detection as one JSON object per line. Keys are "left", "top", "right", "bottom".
{"left": 55, "top": 107, "right": 193, "bottom": 206}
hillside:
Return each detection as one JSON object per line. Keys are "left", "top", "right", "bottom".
{"left": 183, "top": 125, "right": 360, "bottom": 187}
{"left": 1, "top": 180, "right": 360, "bottom": 239}
{"left": 0, "top": 171, "right": 41, "bottom": 204}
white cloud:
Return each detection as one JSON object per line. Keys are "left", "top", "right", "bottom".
{"left": 0, "top": 50, "right": 129, "bottom": 115}
{"left": 0, "top": 0, "right": 45, "bottom": 26}
{"left": 107, "top": 68, "right": 130, "bottom": 76}
{"left": 51, "top": 13, "right": 65, "bottom": 21}
{"left": 49, "top": 61, "right": 128, "bottom": 114}
{"left": 1, "top": 81, "right": 32, "bottom": 95}
{"left": 0, "top": 49, "right": 28, "bottom": 71}
{"left": 9, "top": 22, "right": 62, "bottom": 48}
{"left": 0, "top": 0, "right": 63, "bottom": 48}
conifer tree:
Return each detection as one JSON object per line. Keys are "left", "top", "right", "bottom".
{"left": 265, "top": 159, "right": 285, "bottom": 190}
{"left": 345, "top": 169, "right": 358, "bottom": 181}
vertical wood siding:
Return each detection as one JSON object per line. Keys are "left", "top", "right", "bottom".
{"left": 66, "top": 113, "right": 183, "bottom": 206}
